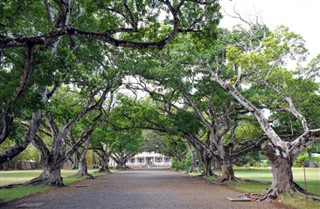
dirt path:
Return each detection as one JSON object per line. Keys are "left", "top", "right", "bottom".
{"left": 2, "top": 169, "right": 292, "bottom": 209}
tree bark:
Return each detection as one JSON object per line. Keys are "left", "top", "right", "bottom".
{"left": 215, "top": 156, "right": 237, "bottom": 183}
{"left": 92, "top": 151, "right": 98, "bottom": 169}
{"left": 0, "top": 110, "right": 42, "bottom": 165}
{"left": 99, "top": 158, "right": 110, "bottom": 173}
{"left": 201, "top": 152, "right": 213, "bottom": 176}
{"left": 305, "top": 149, "right": 317, "bottom": 168}
{"left": 28, "top": 163, "right": 64, "bottom": 186}
{"left": 75, "top": 138, "right": 93, "bottom": 179}
{"left": 261, "top": 144, "right": 305, "bottom": 200}
{"left": 76, "top": 158, "right": 93, "bottom": 179}
{"left": 96, "top": 147, "right": 111, "bottom": 173}
{"left": 186, "top": 142, "right": 200, "bottom": 173}
{"left": 116, "top": 158, "right": 128, "bottom": 169}
{"left": 213, "top": 156, "right": 221, "bottom": 170}
{"left": 70, "top": 153, "right": 79, "bottom": 170}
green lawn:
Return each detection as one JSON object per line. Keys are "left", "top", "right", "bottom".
{"left": 230, "top": 167, "right": 320, "bottom": 209}
{"left": 0, "top": 169, "right": 99, "bottom": 186}
{"left": 233, "top": 167, "right": 320, "bottom": 195}
{"left": 0, "top": 169, "right": 104, "bottom": 203}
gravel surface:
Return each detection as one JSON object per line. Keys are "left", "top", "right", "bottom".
{"left": 1, "top": 169, "right": 293, "bottom": 209}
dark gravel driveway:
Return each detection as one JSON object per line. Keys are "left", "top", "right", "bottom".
{"left": 2, "top": 169, "right": 292, "bottom": 209}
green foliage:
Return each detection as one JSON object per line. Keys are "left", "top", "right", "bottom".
{"left": 109, "top": 130, "right": 143, "bottom": 154}
{"left": 171, "top": 154, "right": 191, "bottom": 171}
{"left": 141, "top": 130, "right": 187, "bottom": 159}
{"left": 234, "top": 151, "right": 267, "bottom": 167}
{"left": 234, "top": 121, "right": 263, "bottom": 141}
{"left": 293, "top": 152, "right": 320, "bottom": 167}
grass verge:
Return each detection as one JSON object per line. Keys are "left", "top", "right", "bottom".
{"left": 0, "top": 169, "right": 105, "bottom": 203}
{"left": 229, "top": 167, "right": 320, "bottom": 209}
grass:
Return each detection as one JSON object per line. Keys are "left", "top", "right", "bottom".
{"left": 228, "top": 167, "right": 320, "bottom": 209}
{"left": 0, "top": 169, "right": 105, "bottom": 203}
{"left": 0, "top": 169, "right": 101, "bottom": 186}
{"left": 233, "top": 167, "right": 320, "bottom": 195}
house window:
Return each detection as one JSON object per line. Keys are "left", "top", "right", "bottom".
{"left": 155, "top": 157, "right": 162, "bottom": 163}
{"left": 138, "top": 158, "right": 144, "bottom": 163}
{"left": 164, "top": 157, "right": 170, "bottom": 162}
{"left": 130, "top": 158, "right": 135, "bottom": 163}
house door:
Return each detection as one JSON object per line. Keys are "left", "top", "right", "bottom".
{"left": 147, "top": 157, "right": 153, "bottom": 165}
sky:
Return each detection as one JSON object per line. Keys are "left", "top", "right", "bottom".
{"left": 219, "top": 0, "right": 320, "bottom": 57}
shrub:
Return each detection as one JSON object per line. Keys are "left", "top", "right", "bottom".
{"left": 171, "top": 154, "right": 191, "bottom": 171}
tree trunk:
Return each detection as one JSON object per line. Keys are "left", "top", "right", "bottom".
{"left": 213, "top": 156, "right": 221, "bottom": 170}
{"left": 215, "top": 154, "right": 238, "bottom": 183}
{"left": 28, "top": 164, "right": 64, "bottom": 186}
{"left": 70, "top": 152, "right": 79, "bottom": 169}
{"left": 0, "top": 111, "right": 41, "bottom": 165}
{"left": 261, "top": 145, "right": 305, "bottom": 200}
{"left": 216, "top": 162, "right": 236, "bottom": 183}
{"left": 99, "top": 158, "right": 111, "bottom": 173}
{"left": 116, "top": 159, "right": 127, "bottom": 169}
{"left": 305, "top": 149, "right": 317, "bottom": 168}
{"left": 201, "top": 153, "right": 213, "bottom": 176}
{"left": 75, "top": 138, "right": 93, "bottom": 179}
{"left": 186, "top": 142, "right": 200, "bottom": 173}
{"left": 92, "top": 151, "right": 98, "bottom": 169}
{"left": 97, "top": 149, "right": 111, "bottom": 173}
{"left": 76, "top": 158, "right": 93, "bottom": 179}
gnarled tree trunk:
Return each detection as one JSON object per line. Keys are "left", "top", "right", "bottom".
{"left": 96, "top": 147, "right": 111, "bottom": 173}
{"left": 75, "top": 138, "right": 93, "bottom": 179}
{"left": 99, "top": 158, "right": 110, "bottom": 173}
{"left": 261, "top": 144, "right": 303, "bottom": 200}
{"left": 215, "top": 158, "right": 237, "bottom": 183}
{"left": 186, "top": 142, "right": 200, "bottom": 173}
{"left": 28, "top": 162, "right": 64, "bottom": 186}
{"left": 201, "top": 152, "right": 213, "bottom": 176}
{"left": 215, "top": 149, "right": 238, "bottom": 183}
{"left": 92, "top": 151, "right": 98, "bottom": 169}
{"left": 116, "top": 158, "right": 128, "bottom": 169}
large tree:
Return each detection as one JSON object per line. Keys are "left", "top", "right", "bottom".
{"left": 0, "top": 0, "right": 221, "bottom": 165}
{"left": 210, "top": 24, "right": 320, "bottom": 199}
{"left": 0, "top": 0, "right": 221, "bottom": 50}
{"left": 121, "top": 34, "right": 266, "bottom": 180}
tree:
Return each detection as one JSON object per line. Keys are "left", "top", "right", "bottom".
{"left": 109, "top": 130, "right": 143, "bottom": 169}
{"left": 107, "top": 94, "right": 210, "bottom": 173}
{"left": 0, "top": 0, "right": 221, "bottom": 50}
{"left": 122, "top": 34, "right": 266, "bottom": 181}
{"left": 91, "top": 127, "right": 112, "bottom": 173}
{"left": 210, "top": 24, "right": 320, "bottom": 199}
{"left": 0, "top": 0, "right": 221, "bottom": 165}
{"left": 29, "top": 77, "right": 117, "bottom": 185}
{"left": 142, "top": 130, "right": 188, "bottom": 162}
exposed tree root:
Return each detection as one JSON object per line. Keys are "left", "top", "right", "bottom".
{"left": 0, "top": 183, "right": 25, "bottom": 189}
{"left": 74, "top": 172, "right": 94, "bottom": 179}
{"left": 24, "top": 177, "right": 64, "bottom": 187}
{"left": 243, "top": 183, "right": 320, "bottom": 202}
{"left": 98, "top": 167, "right": 112, "bottom": 173}
{"left": 214, "top": 175, "right": 242, "bottom": 184}
{"left": 291, "top": 182, "right": 320, "bottom": 201}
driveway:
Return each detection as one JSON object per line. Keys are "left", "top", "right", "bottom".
{"left": 1, "top": 169, "right": 291, "bottom": 209}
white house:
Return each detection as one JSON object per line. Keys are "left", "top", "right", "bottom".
{"left": 126, "top": 152, "right": 171, "bottom": 168}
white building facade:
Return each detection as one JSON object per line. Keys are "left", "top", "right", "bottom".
{"left": 126, "top": 152, "right": 171, "bottom": 168}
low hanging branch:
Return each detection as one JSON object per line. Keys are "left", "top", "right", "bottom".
{"left": 0, "top": 1, "right": 219, "bottom": 50}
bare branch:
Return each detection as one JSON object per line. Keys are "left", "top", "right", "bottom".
{"left": 44, "top": 0, "right": 55, "bottom": 24}
{"left": 263, "top": 81, "right": 309, "bottom": 132}
{"left": 211, "top": 73, "right": 287, "bottom": 149}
